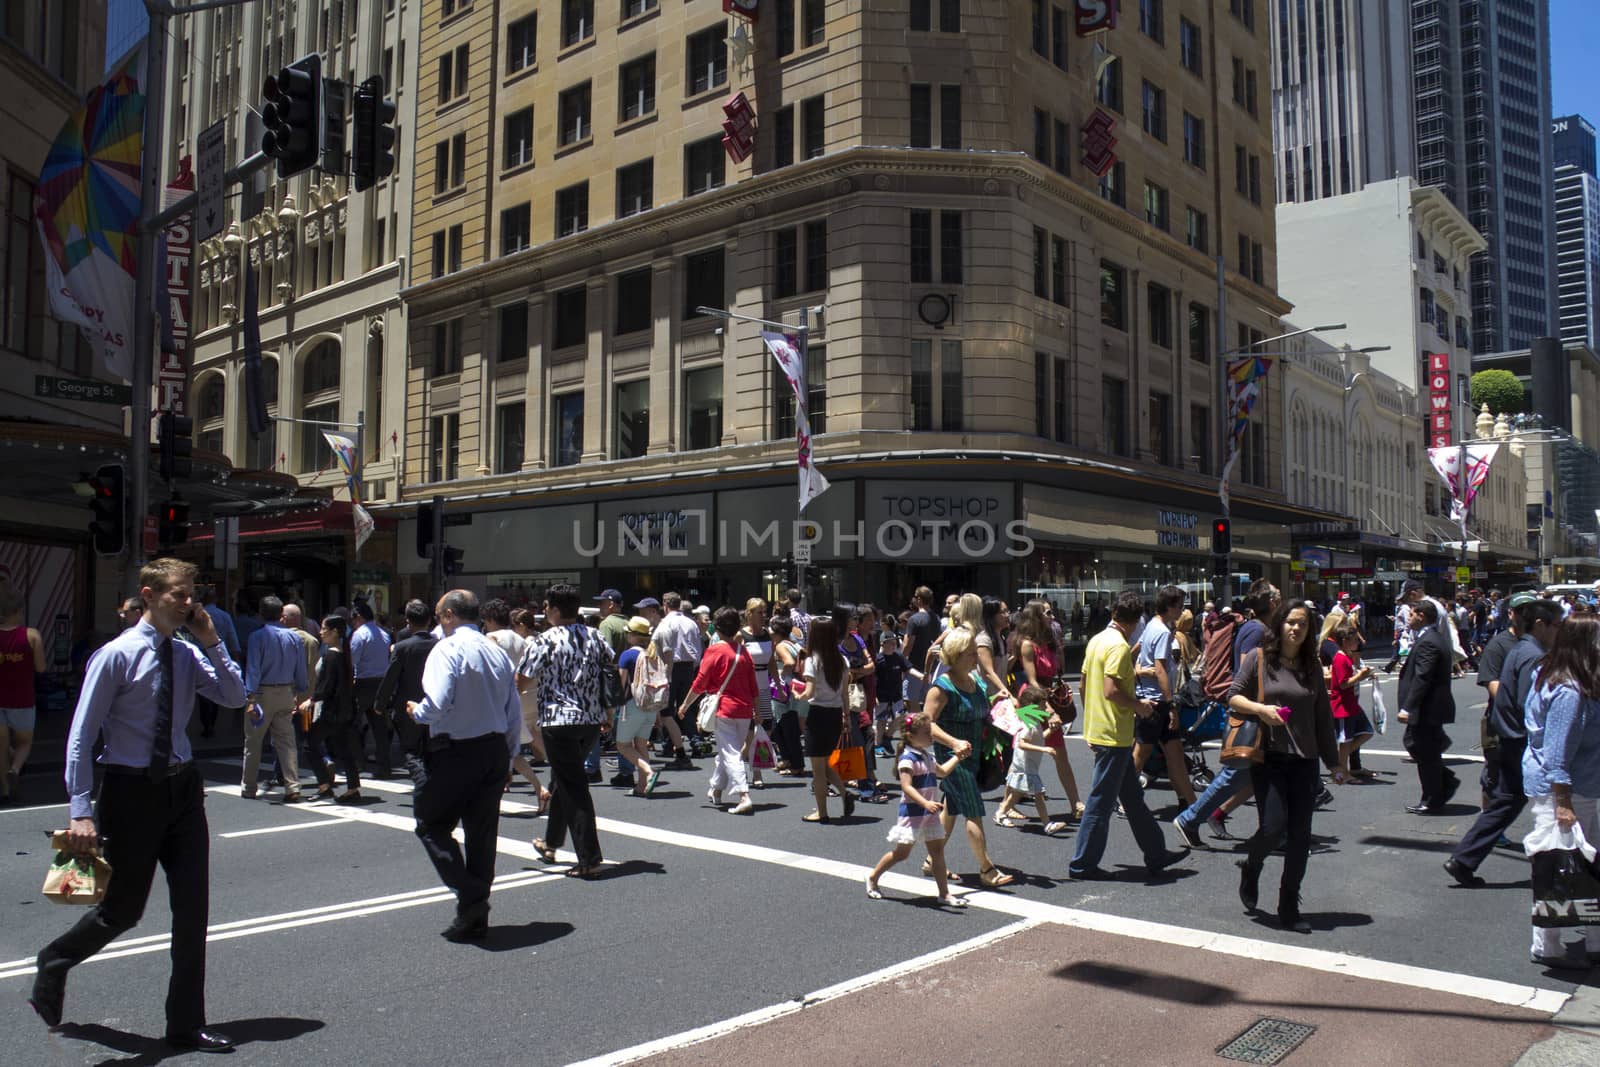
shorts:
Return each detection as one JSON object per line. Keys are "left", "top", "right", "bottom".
{"left": 804, "top": 705, "right": 844, "bottom": 758}
{"left": 874, "top": 698, "right": 906, "bottom": 723}
{"left": 904, "top": 675, "right": 928, "bottom": 706}
{"left": 614, "top": 703, "right": 657, "bottom": 744}
{"left": 1337, "top": 708, "right": 1375, "bottom": 745}
{"left": 0, "top": 706, "right": 36, "bottom": 733}
{"left": 1134, "top": 700, "right": 1179, "bottom": 746}
{"left": 886, "top": 818, "right": 946, "bottom": 845}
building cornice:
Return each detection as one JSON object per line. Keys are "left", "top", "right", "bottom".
{"left": 1411, "top": 185, "right": 1488, "bottom": 259}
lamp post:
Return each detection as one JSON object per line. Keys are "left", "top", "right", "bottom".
{"left": 695, "top": 304, "right": 823, "bottom": 608}
{"left": 1334, "top": 345, "right": 1394, "bottom": 520}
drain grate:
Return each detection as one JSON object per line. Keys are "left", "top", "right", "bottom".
{"left": 1216, "top": 1018, "right": 1318, "bottom": 1064}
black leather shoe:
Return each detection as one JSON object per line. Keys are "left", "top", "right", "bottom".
{"left": 28, "top": 970, "right": 64, "bottom": 1028}
{"left": 1278, "top": 909, "right": 1312, "bottom": 934}
{"left": 1439, "top": 774, "right": 1461, "bottom": 807}
{"left": 1443, "top": 857, "right": 1486, "bottom": 887}
{"left": 1146, "top": 848, "right": 1190, "bottom": 876}
{"left": 442, "top": 902, "right": 490, "bottom": 942}
{"left": 1405, "top": 803, "right": 1441, "bottom": 815}
{"left": 165, "top": 1029, "right": 234, "bottom": 1052}
{"left": 1237, "top": 859, "right": 1261, "bottom": 913}
{"left": 1067, "top": 866, "right": 1116, "bottom": 881}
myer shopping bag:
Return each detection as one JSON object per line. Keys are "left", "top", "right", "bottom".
{"left": 42, "top": 831, "right": 112, "bottom": 905}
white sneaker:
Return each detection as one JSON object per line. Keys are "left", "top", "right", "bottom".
{"left": 731, "top": 796, "right": 754, "bottom": 815}
{"left": 708, "top": 789, "right": 723, "bottom": 807}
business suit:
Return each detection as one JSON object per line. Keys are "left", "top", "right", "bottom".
{"left": 376, "top": 631, "right": 436, "bottom": 759}
{"left": 1399, "top": 625, "right": 1458, "bottom": 809}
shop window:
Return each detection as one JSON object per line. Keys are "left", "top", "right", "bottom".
{"left": 551, "top": 393, "right": 584, "bottom": 466}
{"left": 615, "top": 379, "right": 650, "bottom": 458}
{"left": 684, "top": 366, "right": 723, "bottom": 450}
{"left": 496, "top": 402, "right": 525, "bottom": 473}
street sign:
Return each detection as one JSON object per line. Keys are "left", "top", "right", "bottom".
{"left": 443, "top": 512, "right": 473, "bottom": 528}
{"left": 195, "top": 120, "right": 227, "bottom": 242}
{"left": 793, "top": 543, "right": 812, "bottom": 565}
{"left": 34, "top": 375, "right": 132, "bottom": 405}
{"left": 1456, "top": 566, "right": 1472, "bottom": 585}
{"left": 143, "top": 514, "right": 158, "bottom": 555}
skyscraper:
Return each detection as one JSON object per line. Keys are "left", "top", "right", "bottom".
{"left": 1553, "top": 115, "right": 1600, "bottom": 349}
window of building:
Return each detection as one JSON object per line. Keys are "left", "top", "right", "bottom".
{"left": 911, "top": 210, "right": 933, "bottom": 283}
{"left": 684, "top": 366, "right": 724, "bottom": 450}
{"left": 503, "top": 107, "right": 533, "bottom": 169}
{"left": 619, "top": 54, "right": 655, "bottom": 120}
{"left": 771, "top": 105, "right": 795, "bottom": 168}
{"left": 1140, "top": 0, "right": 1163, "bottom": 42}
{"left": 939, "top": 211, "right": 964, "bottom": 284}
{"left": 1237, "top": 232, "right": 1250, "bottom": 275}
{"left": 561, "top": 0, "right": 593, "bottom": 48}
{"left": 1144, "top": 182, "right": 1169, "bottom": 230}
{"left": 1149, "top": 391, "right": 1172, "bottom": 465}
{"left": 910, "top": 340, "right": 933, "bottom": 430}
{"left": 1419, "top": 287, "right": 1435, "bottom": 323}
{"left": 501, "top": 202, "right": 530, "bottom": 254}
{"left": 774, "top": 227, "right": 799, "bottom": 298}
{"left": 909, "top": 340, "right": 962, "bottom": 431}
{"left": 1244, "top": 67, "right": 1257, "bottom": 115}
{"left": 1251, "top": 241, "right": 1263, "bottom": 284}
{"left": 499, "top": 303, "right": 527, "bottom": 363}
{"left": 430, "top": 224, "right": 463, "bottom": 277}
{"left": 1053, "top": 118, "right": 1070, "bottom": 174}
{"left": 687, "top": 24, "right": 727, "bottom": 95}
{"left": 940, "top": 339, "right": 963, "bottom": 430}
{"left": 774, "top": 346, "right": 827, "bottom": 438}
{"left": 507, "top": 14, "right": 536, "bottom": 74}
{"left": 1188, "top": 302, "right": 1210, "bottom": 362}
{"left": 939, "top": 85, "right": 961, "bottom": 149}
{"left": 1148, "top": 283, "right": 1172, "bottom": 348}
{"left": 910, "top": 84, "right": 932, "bottom": 148}
{"left": 685, "top": 135, "right": 725, "bottom": 195}
{"left": 429, "top": 413, "right": 460, "bottom": 482}
{"left": 1231, "top": 57, "right": 1245, "bottom": 107}
{"left": 1102, "top": 377, "right": 1128, "bottom": 456}
{"left": 552, "top": 393, "right": 584, "bottom": 467}
{"left": 1248, "top": 153, "right": 1261, "bottom": 202}
{"left": 802, "top": 94, "right": 826, "bottom": 158}
{"left": 1051, "top": 235, "right": 1068, "bottom": 306}
{"left": 802, "top": 0, "right": 825, "bottom": 45}
{"left": 438, "top": 44, "right": 469, "bottom": 104}
{"left": 622, "top": 0, "right": 656, "bottom": 19}
{"left": 1098, "top": 161, "right": 1125, "bottom": 207}
{"left": 1100, "top": 260, "right": 1126, "bottom": 330}
{"left": 1051, "top": 5, "right": 1068, "bottom": 69}
{"left": 1031, "top": 0, "right": 1047, "bottom": 55}
{"left": 1053, "top": 355, "right": 1070, "bottom": 443}
{"left": 1034, "top": 109, "right": 1050, "bottom": 164}
{"left": 553, "top": 285, "right": 586, "bottom": 349}
{"left": 1230, "top": 0, "right": 1255, "bottom": 32}
{"left": 614, "top": 268, "right": 652, "bottom": 334}
{"left": 1186, "top": 207, "right": 1208, "bottom": 252}
{"left": 1183, "top": 112, "right": 1204, "bottom": 167}
{"left": 615, "top": 379, "right": 650, "bottom": 459}
{"left": 1033, "top": 227, "right": 1049, "bottom": 298}
{"left": 1035, "top": 352, "right": 1049, "bottom": 437}
{"left": 1241, "top": 420, "right": 1265, "bottom": 485}
{"left": 556, "top": 181, "right": 588, "bottom": 236}
{"left": 1234, "top": 143, "right": 1248, "bottom": 195}
{"left": 911, "top": 0, "right": 960, "bottom": 32}
{"left": 558, "top": 82, "right": 592, "bottom": 145}
{"left": 434, "top": 133, "right": 465, "bottom": 193}
{"left": 1180, "top": 17, "right": 1202, "bottom": 76}
{"left": 432, "top": 318, "right": 463, "bottom": 376}
{"left": 777, "top": 0, "right": 796, "bottom": 55}
{"left": 805, "top": 220, "right": 828, "bottom": 292}
{"left": 1190, "top": 403, "right": 1210, "bottom": 473}
{"left": 1096, "top": 58, "right": 1122, "bottom": 112}
{"left": 616, "top": 158, "right": 653, "bottom": 218}
{"left": 496, "top": 402, "right": 526, "bottom": 473}
{"left": 683, "top": 248, "right": 725, "bottom": 318}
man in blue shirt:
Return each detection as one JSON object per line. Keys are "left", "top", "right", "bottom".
{"left": 1132, "top": 585, "right": 1196, "bottom": 810}
{"left": 349, "top": 600, "right": 394, "bottom": 778}
{"left": 243, "top": 596, "right": 310, "bottom": 800}
{"left": 31, "top": 558, "right": 242, "bottom": 1053}
{"left": 405, "top": 589, "right": 521, "bottom": 941}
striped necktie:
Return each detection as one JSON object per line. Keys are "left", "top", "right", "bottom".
{"left": 149, "top": 637, "right": 174, "bottom": 780}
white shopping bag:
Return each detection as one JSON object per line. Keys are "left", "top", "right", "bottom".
{"left": 1369, "top": 679, "right": 1388, "bottom": 735}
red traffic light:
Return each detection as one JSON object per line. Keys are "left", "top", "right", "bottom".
{"left": 1211, "top": 518, "right": 1232, "bottom": 555}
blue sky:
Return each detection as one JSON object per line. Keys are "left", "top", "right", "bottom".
{"left": 1551, "top": 0, "right": 1600, "bottom": 120}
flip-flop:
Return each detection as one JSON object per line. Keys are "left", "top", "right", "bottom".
{"left": 865, "top": 878, "right": 883, "bottom": 900}
{"left": 922, "top": 857, "right": 961, "bottom": 882}
{"left": 979, "top": 865, "right": 1015, "bottom": 888}
{"left": 531, "top": 838, "right": 557, "bottom": 864}
{"left": 1044, "top": 821, "right": 1070, "bottom": 835}
{"left": 993, "top": 814, "right": 1021, "bottom": 828}
{"left": 939, "top": 895, "right": 970, "bottom": 908}
{"left": 802, "top": 810, "right": 831, "bottom": 823}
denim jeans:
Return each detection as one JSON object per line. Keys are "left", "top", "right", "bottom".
{"left": 1069, "top": 744, "right": 1168, "bottom": 875}
{"left": 1175, "top": 765, "right": 1253, "bottom": 829}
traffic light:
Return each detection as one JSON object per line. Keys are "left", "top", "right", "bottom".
{"left": 261, "top": 54, "right": 323, "bottom": 179}
{"left": 158, "top": 495, "right": 191, "bottom": 547}
{"left": 352, "top": 75, "right": 397, "bottom": 192}
{"left": 779, "top": 553, "right": 796, "bottom": 589}
{"left": 417, "top": 502, "right": 435, "bottom": 558}
{"left": 1210, "top": 518, "right": 1232, "bottom": 556}
{"left": 158, "top": 410, "right": 194, "bottom": 483}
{"left": 87, "top": 463, "right": 125, "bottom": 556}
{"left": 441, "top": 545, "right": 464, "bottom": 577}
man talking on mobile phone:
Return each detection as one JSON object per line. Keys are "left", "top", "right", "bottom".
{"left": 29, "top": 558, "right": 244, "bottom": 1053}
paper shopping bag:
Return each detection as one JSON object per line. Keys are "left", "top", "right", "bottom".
{"left": 42, "top": 831, "right": 112, "bottom": 905}
{"left": 829, "top": 739, "right": 867, "bottom": 782}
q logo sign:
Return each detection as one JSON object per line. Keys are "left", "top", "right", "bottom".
{"left": 1075, "top": 0, "right": 1117, "bottom": 35}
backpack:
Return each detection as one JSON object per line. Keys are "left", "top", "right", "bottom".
{"left": 1201, "top": 611, "right": 1242, "bottom": 702}
{"left": 631, "top": 642, "right": 671, "bottom": 712}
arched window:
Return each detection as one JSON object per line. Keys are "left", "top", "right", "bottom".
{"left": 248, "top": 357, "right": 280, "bottom": 471}
{"left": 302, "top": 340, "right": 341, "bottom": 397}
{"left": 197, "top": 374, "right": 226, "bottom": 454}
{"left": 299, "top": 340, "right": 341, "bottom": 474}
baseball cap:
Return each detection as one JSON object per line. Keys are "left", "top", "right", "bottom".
{"left": 879, "top": 631, "right": 899, "bottom": 645}
{"left": 1402, "top": 579, "right": 1424, "bottom": 595}
{"left": 693, "top": 604, "right": 711, "bottom": 616}
{"left": 1509, "top": 592, "right": 1538, "bottom": 608}
{"left": 633, "top": 596, "right": 661, "bottom": 610}
{"left": 626, "top": 615, "right": 653, "bottom": 635}
{"left": 595, "top": 588, "right": 623, "bottom": 603}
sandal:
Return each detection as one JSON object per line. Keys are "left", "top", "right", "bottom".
{"left": 1074, "top": 801, "right": 1086, "bottom": 819}
{"left": 922, "top": 857, "right": 961, "bottom": 883}
{"left": 993, "top": 813, "right": 1021, "bottom": 828}
{"left": 531, "top": 838, "right": 557, "bottom": 864}
{"left": 979, "top": 865, "right": 1015, "bottom": 889}
{"left": 565, "top": 864, "right": 602, "bottom": 879}
{"left": 534, "top": 788, "right": 552, "bottom": 815}
{"left": 939, "top": 895, "right": 970, "bottom": 909}
{"left": 865, "top": 878, "right": 883, "bottom": 900}
{"left": 802, "top": 810, "right": 831, "bottom": 823}
{"left": 1044, "top": 820, "right": 1070, "bottom": 835}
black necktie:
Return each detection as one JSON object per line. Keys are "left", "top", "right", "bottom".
{"left": 149, "top": 637, "right": 174, "bottom": 780}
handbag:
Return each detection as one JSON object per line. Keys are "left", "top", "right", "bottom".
{"left": 751, "top": 724, "right": 777, "bottom": 770}
{"left": 829, "top": 730, "right": 867, "bottom": 781}
{"left": 1047, "top": 682, "right": 1077, "bottom": 725}
{"left": 696, "top": 644, "right": 743, "bottom": 732}
{"left": 42, "top": 831, "right": 112, "bottom": 905}
{"left": 591, "top": 628, "right": 628, "bottom": 711}
{"left": 1530, "top": 822, "right": 1600, "bottom": 928}
{"left": 1220, "top": 651, "right": 1268, "bottom": 769}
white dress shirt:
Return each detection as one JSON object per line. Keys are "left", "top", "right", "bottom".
{"left": 413, "top": 623, "right": 522, "bottom": 758}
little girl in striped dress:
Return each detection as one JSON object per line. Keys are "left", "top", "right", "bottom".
{"left": 865, "top": 713, "right": 966, "bottom": 907}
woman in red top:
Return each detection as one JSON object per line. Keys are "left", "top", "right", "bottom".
{"left": 1327, "top": 624, "right": 1377, "bottom": 779}
{"left": 0, "top": 581, "right": 46, "bottom": 805}
{"left": 1011, "top": 601, "right": 1083, "bottom": 819}
{"left": 680, "top": 607, "right": 760, "bottom": 815}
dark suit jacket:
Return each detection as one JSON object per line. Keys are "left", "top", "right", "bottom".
{"left": 1399, "top": 626, "right": 1456, "bottom": 726}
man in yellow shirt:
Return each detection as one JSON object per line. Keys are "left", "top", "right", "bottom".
{"left": 1069, "top": 591, "right": 1190, "bottom": 880}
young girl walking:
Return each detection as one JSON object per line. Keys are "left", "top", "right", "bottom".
{"left": 865, "top": 713, "right": 967, "bottom": 907}
{"left": 993, "top": 686, "right": 1070, "bottom": 834}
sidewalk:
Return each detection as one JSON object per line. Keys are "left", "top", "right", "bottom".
{"left": 643, "top": 922, "right": 1583, "bottom": 1066}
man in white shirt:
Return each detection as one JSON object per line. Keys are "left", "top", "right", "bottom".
{"left": 652, "top": 591, "right": 706, "bottom": 759}
{"left": 405, "top": 589, "right": 521, "bottom": 942}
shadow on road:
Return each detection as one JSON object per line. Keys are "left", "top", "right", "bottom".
{"left": 474, "top": 920, "right": 576, "bottom": 952}
{"left": 55, "top": 1016, "right": 323, "bottom": 1065}
{"left": 1249, "top": 909, "right": 1374, "bottom": 933}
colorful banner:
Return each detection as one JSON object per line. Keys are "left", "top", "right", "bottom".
{"left": 1428, "top": 443, "right": 1499, "bottom": 526}
{"left": 353, "top": 502, "right": 374, "bottom": 554}
{"left": 321, "top": 431, "right": 361, "bottom": 496}
{"left": 156, "top": 157, "right": 194, "bottom": 415}
{"left": 33, "top": 46, "right": 146, "bottom": 381}
{"left": 1219, "top": 356, "right": 1271, "bottom": 511}
{"left": 761, "top": 330, "right": 830, "bottom": 512}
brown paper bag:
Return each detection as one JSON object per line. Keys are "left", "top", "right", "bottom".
{"left": 42, "top": 830, "right": 112, "bottom": 905}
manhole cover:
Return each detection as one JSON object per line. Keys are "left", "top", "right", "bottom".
{"left": 1216, "top": 1018, "right": 1318, "bottom": 1064}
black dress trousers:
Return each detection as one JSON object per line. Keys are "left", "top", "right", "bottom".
{"left": 412, "top": 734, "right": 508, "bottom": 914}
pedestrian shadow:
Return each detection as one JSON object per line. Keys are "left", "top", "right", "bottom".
{"left": 54, "top": 1016, "right": 323, "bottom": 1064}
{"left": 473, "top": 920, "right": 576, "bottom": 952}
{"left": 1249, "top": 909, "right": 1374, "bottom": 933}
{"left": 643, "top": 790, "right": 694, "bottom": 800}
{"left": 588, "top": 858, "right": 667, "bottom": 880}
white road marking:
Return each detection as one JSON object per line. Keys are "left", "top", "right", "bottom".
{"left": 566, "top": 919, "right": 1041, "bottom": 1067}
{"left": 0, "top": 870, "right": 560, "bottom": 980}
{"left": 219, "top": 817, "right": 349, "bottom": 838}
{"left": 337, "top": 775, "right": 1567, "bottom": 1014}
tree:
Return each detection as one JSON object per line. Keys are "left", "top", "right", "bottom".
{"left": 1470, "top": 369, "right": 1527, "bottom": 415}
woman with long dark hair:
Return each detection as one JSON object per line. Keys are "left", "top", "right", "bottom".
{"left": 1523, "top": 617, "right": 1600, "bottom": 966}
{"left": 1227, "top": 601, "right": 1347, "bottom": 932}
{"left": 769, "top": 616, "right": 807, "bottom": 775}
{"left": 795, "top": 616, "right": 853, "bottom": 822}
{"left": 303, "top": 615, "right": 362, "bottom": 802}
{"left": 974, "top": 597, "right": 1012, "bottom": 702}
{"left": 1009, "top": 601, "right": 1082, "bottom": 818}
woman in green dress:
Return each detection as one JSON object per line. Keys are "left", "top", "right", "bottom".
{"left": 925, "top": 628, "right": 1015, "bottom": 888}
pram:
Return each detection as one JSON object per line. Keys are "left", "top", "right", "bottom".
{"left": 1140, "top": 698, "right": 1230, "bottom": 791}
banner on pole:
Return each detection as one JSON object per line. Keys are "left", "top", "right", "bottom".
{"left": 761, "top": 330, "right": 830, "bottom": 511}
{"left": 1428, "top": 443, "right": 1499, "bottom": 524}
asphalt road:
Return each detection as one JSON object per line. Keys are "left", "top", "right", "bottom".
{"left": 4, "top": 670, "right": 1599, "bottom": 1065}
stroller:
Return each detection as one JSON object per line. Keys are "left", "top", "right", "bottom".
{"left": 1140, "top": 698, "right": 1229, "bottom": 791}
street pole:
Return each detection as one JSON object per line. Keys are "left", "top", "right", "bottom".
{"left": 795, "top": 306, "right": 809, "bottom": 609}
{"left": 429, "top": 493, "right": 444, "bottom": 595}
{"left": 1214, "top": 254, "right": 1230, "bottom": 607}
{"left": 128, "top": 5, "right": 171, "bottom": 565}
